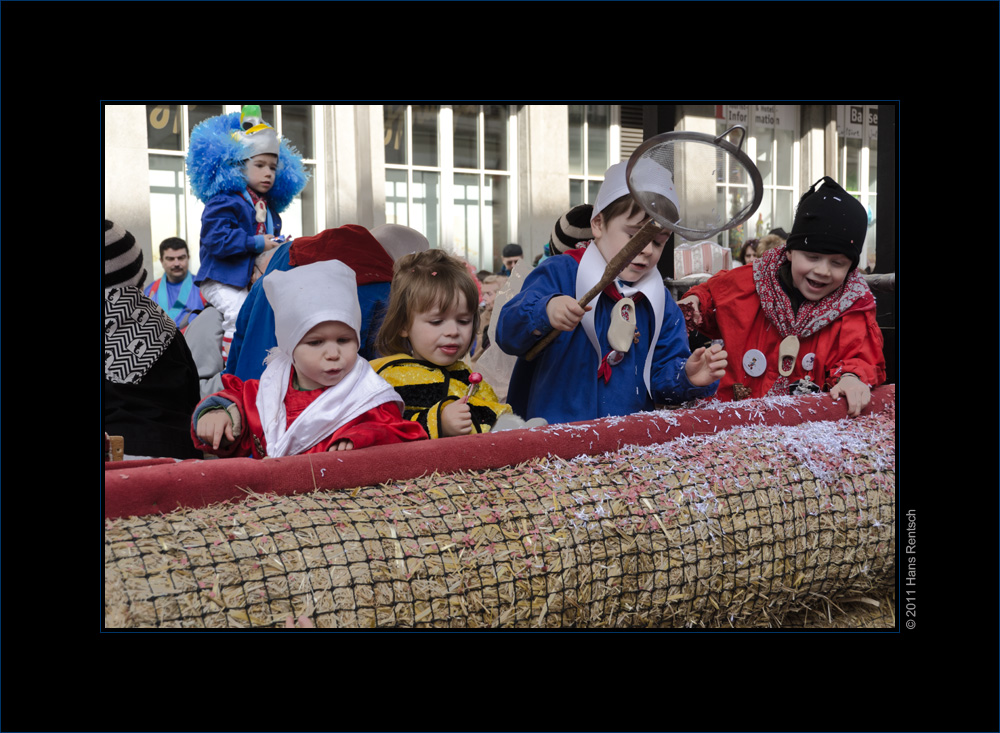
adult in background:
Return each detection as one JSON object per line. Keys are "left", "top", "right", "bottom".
{"left": 104, "top": 220, "right": 201, "bottom": 459}
{"left": 737, "top": 238, "right": 761, "bottom": 266}
{"left": 144, "top": 237, "right": 206, "bottom": 330}
{"left": 498, "top": 243, "right": 522, "bottom": 276}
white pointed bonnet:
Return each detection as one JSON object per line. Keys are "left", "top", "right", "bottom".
{"left": 263, "top": 259, "right": 361, "bottom": 357}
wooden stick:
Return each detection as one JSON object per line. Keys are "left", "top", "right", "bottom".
{"left": 525, "top": 218, "right": 663, "bottom": 362}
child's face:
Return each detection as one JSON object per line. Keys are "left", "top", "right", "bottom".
{"left": 245, "top": 153, "right": 278, "bottom": 195}
{"left": 481, "top": 281, "right": 499, "bottom": 308}
{"left": 291, "top": 321, "right": 359, "bottom": 390}
{"left": 402, "top": 293, "right": 474, "bottom": 366}
{"left": 787, "top": 249, "right": 851, "bottom": 301}
{"left": 592, "top": 209, "right": 669, "bottom": 283}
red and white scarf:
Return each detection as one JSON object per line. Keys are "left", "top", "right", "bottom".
{"left": 752, "top": 244, "right": 873, "bottom": 395}
{"left": 258, "top": 351, "right": 403, "bottom": 458}
{"left": 246, "top": 187, "right": 268, "bottom": 235}
{"left": 753, "top": 244, "right": 871, "bottom": 339}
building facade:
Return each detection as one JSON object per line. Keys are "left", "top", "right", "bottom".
{"left": 104, "top": 103, "right": 886, "bottom": 283}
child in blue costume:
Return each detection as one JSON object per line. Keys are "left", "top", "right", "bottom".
{"left": 187, "top": 105, "right": 309, "bottom": 362}
{"left": 495, "top": 162, "right": 727, "bottom": 425}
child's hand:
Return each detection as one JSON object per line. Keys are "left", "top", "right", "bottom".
{"left": 677, "top": 295, "right": 702, "bottom": 328}
{"left": 441, "top": 400, "right": 473, "bottom": 437}
{"left": 328, "top": 439, "right": 354, "bottom": 451}
{"left": 685, "top": 344, "right": 728, "bottom": 387}
{"left": 546, "top": 295, "right": 591, "bottom": 332}
{"left": 830, "top": 374, "right": 871, "bottom": 417}
{"left": 196, "top": 405, "right": 241, "bottom": 450}
{"left": 262, "top": 234, "right": 279, "bottom": 251}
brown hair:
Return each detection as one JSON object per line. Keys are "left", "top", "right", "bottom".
{"left": 594, "top": 194, "right": 647, "bottom": 229}
{"left": 375, "top": 249, "right": 481, "bottom": 357}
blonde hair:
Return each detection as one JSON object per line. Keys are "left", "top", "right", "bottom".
{"left": 375, "top": 249, "right": 481, "bottom": 357}
{"left": 757, "top": 233, "right": 786, "bottom": 254}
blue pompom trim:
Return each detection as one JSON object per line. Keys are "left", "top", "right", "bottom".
{"left": 186, "top": 111, "right": 309, "bottom": 214}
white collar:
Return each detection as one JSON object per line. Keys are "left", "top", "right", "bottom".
{"left": 256, "top": 354, "right": 402, "bottom": 457}
{"left": 575, "top": 243, "right": 665, "bottom": 396}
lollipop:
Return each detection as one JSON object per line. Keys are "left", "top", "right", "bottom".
{"left": 462, "top": 372, "right": 483, "bottom": 402}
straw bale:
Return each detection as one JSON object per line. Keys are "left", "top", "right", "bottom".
{"left": 105, "top": 406, "right": 895, "bottom": 629}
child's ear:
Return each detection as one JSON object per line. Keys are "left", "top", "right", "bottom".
{"left": 400, "top": 328, "right": 408, "bottom": 339}
{"left": 590, "top": 213, "right": 604, "bottom": 238}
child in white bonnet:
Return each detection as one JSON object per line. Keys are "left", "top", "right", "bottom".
{"left": 192, "top": 259, "right": 426, "bottom": 458}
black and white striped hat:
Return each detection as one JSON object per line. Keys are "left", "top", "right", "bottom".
{"left": 104, "top": 219, "right": 146, "bottom": 290}
{"left": 549, "top": 204, "right": 594, "bottom": 254}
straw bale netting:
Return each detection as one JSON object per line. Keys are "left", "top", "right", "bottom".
{"left": 105, "top": 405, "right": 895, "bottom": 629}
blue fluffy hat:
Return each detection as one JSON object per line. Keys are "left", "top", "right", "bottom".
{"left": 186, "top": 106, "right": 309, "bottom": 214}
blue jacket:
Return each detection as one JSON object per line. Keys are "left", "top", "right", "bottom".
{"left": 495, "top": 253, "right": 716, "bottom": 424}
{"left": 194, "top": 190, "right": 281, "bottom": 289}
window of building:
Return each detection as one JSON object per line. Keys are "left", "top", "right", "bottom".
{"left": 714, "top": 105, "right": 798, "bottom": 253}
{"left": 384, "top": 104, "right": 513, "bottom": 272}
{"left": 147, "top": 104, "right": 222, "bottom": 279}
{"left": 145, "top": 104, "right": 319, "bottom": 281}
{"left": 837, "top": 104, "right": 878, "bottom": 271}
{"left": 569, "top": 104, "right": 618, "bottom": 205}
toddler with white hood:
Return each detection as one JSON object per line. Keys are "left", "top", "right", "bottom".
{"left": 192, "top": 259, "right": 427, "bottom": 457}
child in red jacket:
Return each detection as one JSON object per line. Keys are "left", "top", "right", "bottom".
{"left": 679, "top": 176, "right": 885, "bottom": 417}
{"left": 192, "top": 259, "right": 426, "bottom": 458}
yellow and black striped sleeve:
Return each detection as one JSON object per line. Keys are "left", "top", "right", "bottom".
{"left": 372, "top": 356, "right": 511, "bottom": 438}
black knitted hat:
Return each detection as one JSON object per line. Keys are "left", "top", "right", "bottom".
{"left": 785, "top": 177, "right": 868, "bottom": 270}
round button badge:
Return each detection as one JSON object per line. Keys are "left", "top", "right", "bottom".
{"left": 742, "top": 349, "right": 766, "bottom": 377}
{"left": 802, "top": 352, "right": 816, "bottom": 371}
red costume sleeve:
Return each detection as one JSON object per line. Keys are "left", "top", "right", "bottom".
{"left": 190, "top": 373, "right": 260, "bottom": 458}
{"left": 822, "top": 308, "right": 886, "bottom": 388}
{"left": 312, "top": 402, "right": 428, "bottom": 452}
{"left": 685, "top": 267, "right": 757, "bottom": 340}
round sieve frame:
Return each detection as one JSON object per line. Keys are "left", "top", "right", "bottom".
{"left": 625, "top": 125, "right": 764, "bottom": 241}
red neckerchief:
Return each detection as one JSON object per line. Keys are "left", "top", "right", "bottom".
{"left": 565, "top": 248, "right": 647, "bottom": 384}
{"left": 246, "top": 187, "right": 267, "bottom": 235}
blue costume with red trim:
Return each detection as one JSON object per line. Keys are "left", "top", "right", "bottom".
{"left": 496, "top": 247, "right": 717, "bottom": 425}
